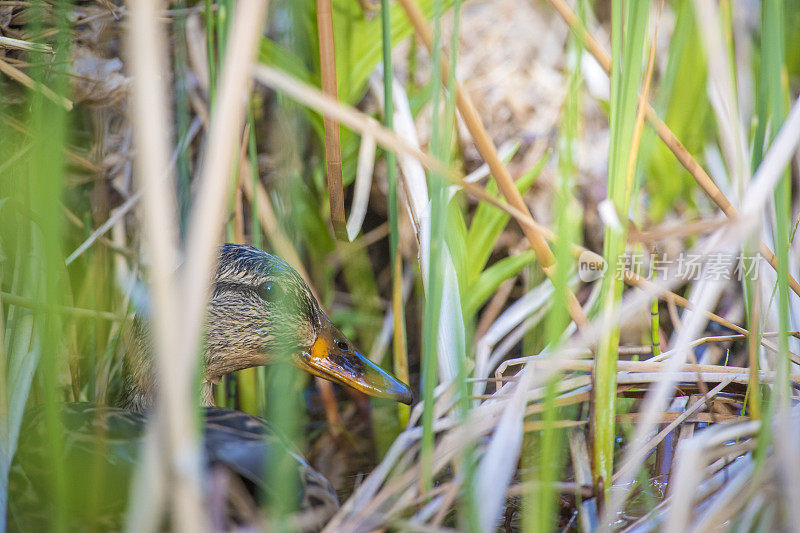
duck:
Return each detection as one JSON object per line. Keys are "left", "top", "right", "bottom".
{"left": 8, "top": 243, "right": 412, "bottom": 531}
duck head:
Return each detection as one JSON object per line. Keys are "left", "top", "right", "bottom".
{"left": 204, "top": 244, "right": 412, "bottom": 405}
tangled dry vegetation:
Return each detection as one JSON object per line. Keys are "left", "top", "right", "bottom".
{"left": 2, "top": 0, "right": 800, "bottom": 531}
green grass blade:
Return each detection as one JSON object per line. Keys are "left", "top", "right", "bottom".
{"left": 464, "top": 252, "right": 535, "bottom": 318}
{"left": 420, "top": 0, "right": 447, "bottom": 492}
{"left": 525, "top": 2, "right": 584, "bottom": 527}
{"left": 762, "top": 0, "right": 792, "bottom": 412}
{"left": 594, "top": 0, "right": 650, "bottom": 491}
{"left": 381, "top": 0, "right": 411, "bottom": 431}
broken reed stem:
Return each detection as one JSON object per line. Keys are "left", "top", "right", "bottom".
{"left": 546, "top": 0, "right": 800, "bottom": 299}
{"left": 396, "top": 0, "right": 588, "bottom": 330}
{"left": 316, "top": 0, "right": 347, "bottom": 239}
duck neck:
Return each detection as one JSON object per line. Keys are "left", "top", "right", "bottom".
{"left": 121, "top": 319, "right": 217, "bottom": 412}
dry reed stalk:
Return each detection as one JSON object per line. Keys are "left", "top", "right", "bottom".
{"left": 497, "top": 357, "right": 794, "bottom": 383}
{"left": 0, "top": 35, "right": 52, "bottom": 53}
{"left": 623, "top": 271, "right": 746, "bottom": 334}
{"left": 506, "top": 481, "right": 594, "bottom": 499}
{"left": 316, "top": 0, "right": 347, "bottom": 239}
{"left": 61, "top": 206, "right": 132, "bottom": 259}
{"left": 129, "top": 0, "right": 270, "bottom": 529}
{"left": 615, "top": 412, "right": 741, "bottom": 424}
{"left": 125, "top": 0, "right": 202, "bottom": 528}
{"left": 0, "top": 56, "right": 72, "bottom": 110}
{"left": 631, "top": 215, "right": 728, "bottom": 244}
{"left": 396, "top": 0, "right": 589, "bottom": 330}
{"left": 649, "top": 331, "right": 800, "bottom": 363}
{"left": 546, "top": 0, "right": 800, "bottom": 299}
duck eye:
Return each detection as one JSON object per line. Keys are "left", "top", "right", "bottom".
{"left": 257, "top": 282, "right": 282, "bottom": 302}
{"left": 336, "top": 340, "right": 348, "bottom": 351}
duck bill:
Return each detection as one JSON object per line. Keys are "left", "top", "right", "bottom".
{"left": 296, "top": 324, "right": 413, "bottom": 405}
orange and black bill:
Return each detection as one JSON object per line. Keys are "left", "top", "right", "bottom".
{"left": 296, "top": 318, "right": 413, "bottom": 405}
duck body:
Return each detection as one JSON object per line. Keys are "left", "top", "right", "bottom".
{"left": 8, "top": 244, "right": 412, "bottom": 531}
{"left": 10, "top": 403, "right": 337, "bottom": 531}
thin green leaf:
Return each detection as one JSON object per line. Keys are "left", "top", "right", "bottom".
{"left": 465, "top": 151, "right": 549, "bottom": 285}
{"left": 464, "top": 251, "right": 535, "bottom": 317}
